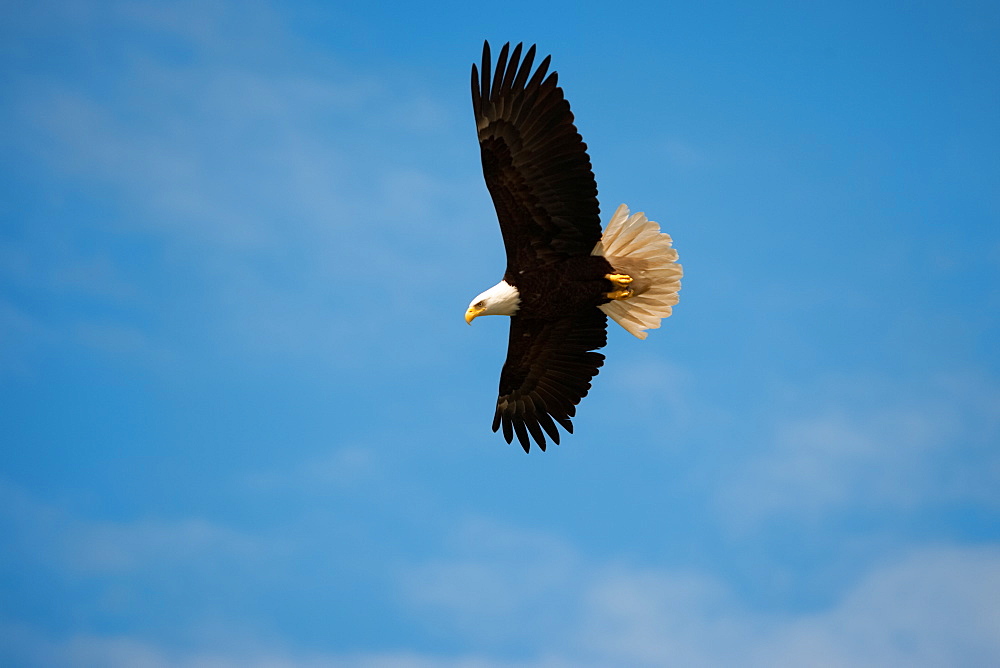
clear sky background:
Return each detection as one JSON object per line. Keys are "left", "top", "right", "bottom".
{"left": 2, "top": 1, "right": 998, "bottom": 666}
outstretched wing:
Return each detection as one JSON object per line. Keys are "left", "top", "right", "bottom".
{"left": 493, "top": 309, "right": 608, "bottom": 452}
{"left": 472, "top": 41, "right": 601, "bottom": 271}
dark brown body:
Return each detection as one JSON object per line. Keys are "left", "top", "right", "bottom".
{"left": 506, "top": 255, "right": 614, "bottom": 319}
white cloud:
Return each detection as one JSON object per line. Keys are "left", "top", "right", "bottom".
{"left": 5, "top": 0, "right": 478, "bottom": 370}
{"left": 12, "top": 0, "right": 465, "bottom": 256}
{"left": 575, "top": 568, "right": 741, "bottom": 667}
{"left": 401, "top": 521, "right": 1000, "bottom": 667}
{"left": 4, "top": 517, "right": 997, "bottom": 667}
{"left": 401, "top": 519, "right": 583, "bottom": 646}
{"left": 717, "top": 372, "right": 1000, "bottom": 529}
{"left": 601, "top": 356, "right": 695, "bottom": 441}
{"left": 661, "top": 137, "right": 710, "bottom": 169}
{"left": 18, "top": 65, "right": 362, "bottom": 250}
{"left": 0, "top": 297, "right": 53, "bottom": 375}
{"left": 0, "top": 479, "right": 271, "bottom": 576}
{"left": 746, "top": 546, "right": 1000, "bottom": 667}
{"left": 240, "top": 445, "right": 381, "bottom": 494}
{"left": 0, "top": 622, "right": 574, "bottom": 668}
{"left": 592, "top": 546, "right": 1000, "bottom": 667}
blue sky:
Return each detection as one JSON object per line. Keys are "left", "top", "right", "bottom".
{"left": 1, "top": 0, "right": 998, "bottom": 665}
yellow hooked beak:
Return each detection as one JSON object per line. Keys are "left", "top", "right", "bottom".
{"left": 465, "top": 305, "right": 485, "bottom": 324}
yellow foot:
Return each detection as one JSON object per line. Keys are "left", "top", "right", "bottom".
{"left": 606, "top": 287, "right": 634, "bottom": 300}
{"left": 605, "top": 273, "right": 634, "bottom": 300}
{"left": 605, "top": 273, "right": 633, "bottom": 288}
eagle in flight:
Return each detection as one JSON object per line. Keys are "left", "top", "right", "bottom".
{"left": 465, "top": 41, "right": 682, "bottom": 452}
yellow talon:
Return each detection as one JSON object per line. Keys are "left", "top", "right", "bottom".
{"left": 605, "top": 273, "right": 633, "bottom": 287}
{"left": 605, "top": 273, "right": 634, "bottom": 300}
{"left": 606, "top": 287, "right": 634, "bottom": 300}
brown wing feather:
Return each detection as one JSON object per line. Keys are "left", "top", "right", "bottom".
{"left": 472, "top": 41, "right": 601, "bottom": 270}
{"left": 493, "top": 309, "right": 608, "bottom": 452}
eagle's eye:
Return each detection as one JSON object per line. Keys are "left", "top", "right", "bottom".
{"left": 476, "top": 301, "right": 486, "bottom": 308}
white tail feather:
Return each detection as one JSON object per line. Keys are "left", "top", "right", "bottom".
{"left": 593, "top": 204, "right": 682, "bottom": 339}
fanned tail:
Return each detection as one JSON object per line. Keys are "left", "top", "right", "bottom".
{"left": 592, "top": 204, "right": 683, "bottom": 340}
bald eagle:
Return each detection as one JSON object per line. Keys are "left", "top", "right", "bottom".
{"left": 465, "top": 41, "right": 682, "bottom": 453}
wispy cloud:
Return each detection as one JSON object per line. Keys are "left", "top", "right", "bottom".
{"left": 0, "top": 298, "right": 52, "bottom": 375}
{"left": 401, "top": 519, "right": 583, "bottom": 647}
{"left": 0, "top": 479, "right": 272, "bottom": 576}
{"left": 717, "top": 372, "right": 1000, "bottom": 530}
{"left": 240, "top": 445, "right": 382, "bottom": 494}
{"left": 585, "top": 545, "right": 1000, "bottom": 667}
{"left": 4, "top": 0, "right": 479, "bottom": 372}
{"left": 6, "top": 517, "right": 994, "bottom": 667}
{"left": 0, "top": 621, "right": 577, "bottom": 668}
{"left": 401, "top": 520, "right": 1000, "bottom": 667}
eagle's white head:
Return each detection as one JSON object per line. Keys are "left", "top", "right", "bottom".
{"left": 465, "top": 280, "right": 521, "bottom": 324}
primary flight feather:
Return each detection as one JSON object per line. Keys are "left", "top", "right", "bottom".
{"left": 465, "top": 41, "right": 683, "bottom": 453}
